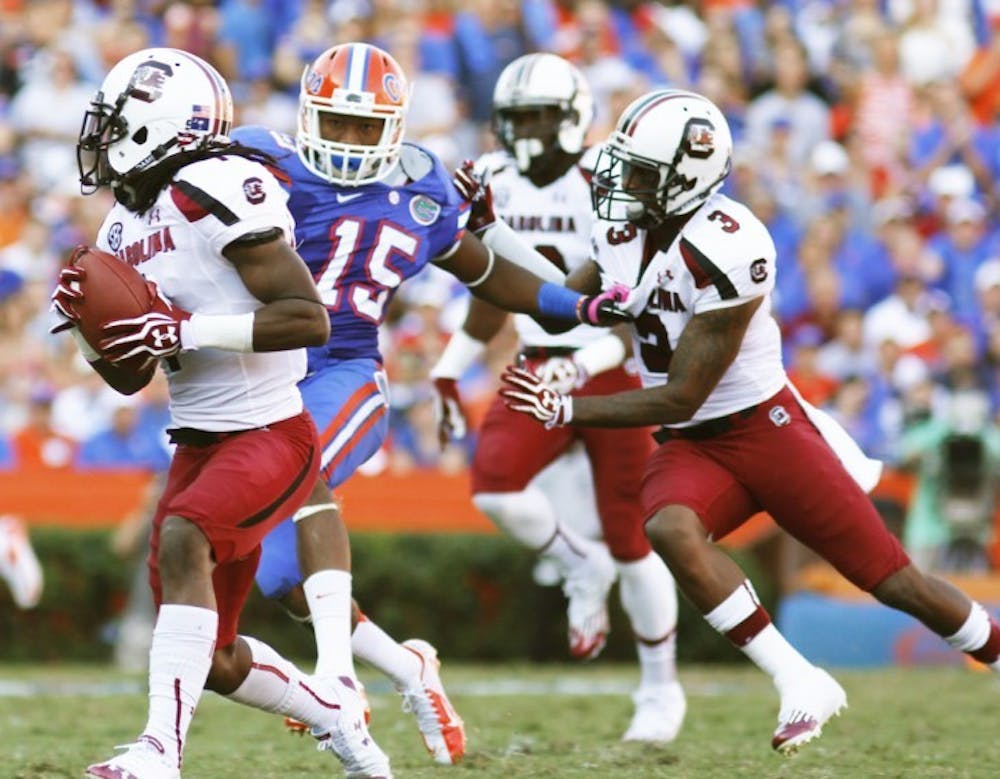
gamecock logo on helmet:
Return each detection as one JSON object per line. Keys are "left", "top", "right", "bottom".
{"left": 128, "top": 62, "right": 172, "bottom": 103}
{"left": 682, "top": 118, "right": 716, "bottom": 159}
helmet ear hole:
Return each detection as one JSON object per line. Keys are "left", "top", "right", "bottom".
{"left": 132, "top": 127, "right": 147, "bottom": 144}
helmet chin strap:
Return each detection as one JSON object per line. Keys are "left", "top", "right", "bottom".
{"left": 513, "top": 138, "right": 544, "bottom": 172}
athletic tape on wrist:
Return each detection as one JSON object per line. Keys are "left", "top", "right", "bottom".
{"left": 182, "top": 312, "right": 255, "bottom": 352}
{"left": 431, "top": 328, "right": 487, "bottom": 379}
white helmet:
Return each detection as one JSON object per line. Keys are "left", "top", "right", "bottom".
{"left": 492, "top": 53, "right": 593, "bottom": 173}
{"left": 592, "top": 89, "right": 732, "bottom": 228}
{"left": 77, "top": 48, "right": 233, "bottom": 193}
{"left": 297, "top": 43, "right": 409, "bottom": 186}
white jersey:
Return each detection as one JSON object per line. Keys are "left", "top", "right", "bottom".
{"left": 593, "top": 192, "right": 786, "bottom": 427}
{"left": 477, "top": 148, "right": 606, "bottom": 349}
{"left": 95, "top": 155, "right": 305, "bottom": 432}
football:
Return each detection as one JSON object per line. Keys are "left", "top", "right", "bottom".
{"left": 67, "top": 245, "right": 156, "bottom": 368}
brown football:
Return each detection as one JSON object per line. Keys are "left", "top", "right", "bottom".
{"left": 68, "top": 245, "right": 156, "bottom": 367}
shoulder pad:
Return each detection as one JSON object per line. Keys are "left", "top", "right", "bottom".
{"left": 398, "top": 144, "right": 436, "bottom": 182}
{"left": 578, "top": 145, "right": 601, "bottom": 173}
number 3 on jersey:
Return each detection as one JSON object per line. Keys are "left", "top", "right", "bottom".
{"left": 634, "top": 310, "right": 673, "bottom": 373}
{"left": 314, "top": 217, "right": 419, "bottom": 322}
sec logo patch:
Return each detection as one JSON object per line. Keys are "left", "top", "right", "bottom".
{"left": 107, "top": 222, "right": 123, "bottom": 252}
{"left": 409, "top": 195, "right": 440, "bottom": 225}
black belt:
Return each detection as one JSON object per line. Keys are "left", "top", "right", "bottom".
{"left": 652, "top": 404, "right": 760, "bottom": 443}
{"left": 167, "top": 427, "right": 257, "bottom": 447}
{"left": 520, "top": 346, "right": 578, "bottom": 359}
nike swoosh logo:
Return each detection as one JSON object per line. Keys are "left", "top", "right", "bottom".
{"left": 335, "top": 193, "right": 363, "bottom": 203}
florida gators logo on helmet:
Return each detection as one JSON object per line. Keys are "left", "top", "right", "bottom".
{"left": 296, "top": 43, "right": 410, "bottom": 186}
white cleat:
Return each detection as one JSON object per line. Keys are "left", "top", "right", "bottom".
{"left": 772, "top": 667, "right": 847, "bottom": 755}
{"left": 622, "top": 680, "right": 687, "bottom": 743}
{"left": 314, "top": 676, "right": 392, "bottom": 778}
{"left": 0, "top": 515, "right": 43, "bottom": 609}
{"left": 85, "top": 737, "right": 180, "bottom": 779}
{"left": 399, "top": 639, "right": 466, "bottom": 765}
{"left": 563, "top": 543, "right": 617, "bottom": 660}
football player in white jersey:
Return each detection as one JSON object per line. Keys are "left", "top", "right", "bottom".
{"left": 500, "top": 88, "right": 1000, "bottom": 754}
{"left": 430, "top": 53, "right": 685, "bottom": 743}
{"left": 51, "top": 49, "right": 390, "bottom": 778}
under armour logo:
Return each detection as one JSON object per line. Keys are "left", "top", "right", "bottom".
{"left": 151, "top": 325, "right": 178, "bottom": 349}
{"left": 769, "top": 405, "right": 791, "bottom": 427}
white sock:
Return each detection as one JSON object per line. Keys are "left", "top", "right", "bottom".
{"left": 352, "top": 616, "right": 421, "bottom": 688}
{"left": 743, "top": 624, "right": 815, "bottom": 684}
{"left": 617, "top": 553, "right": 678, "bottom": 642}
{"left": 704, "top": 581, "right": 812, "bottom": 683}
{"left": 141, "top": 604, "right": 217, "bottom": 770}
{"left": 226, "top": 636, "right": 341, "bottom": 732}
{"left": 636, "top": 634, "right": 678, "bottom": 689}
{"left": 945, "top": 602, "right": 991, "bottom": 652}
{"left": 473, "top": 488, "right": 558, "bottom": 550}
{"left": 303, "top": 570, "right": 355, "bottom": 680}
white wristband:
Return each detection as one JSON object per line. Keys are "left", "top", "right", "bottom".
{"left": 70, "top": 327, "right": 100, "bottom": 362}
{"left": 181, "top": 312, "right": 255, "bottom": 352}
{"left": 573, "top": 334, "right": 627, "bottom": 379}
{"left": 479, "top": 220, "right": 566, "bottom": 284}
{"left": 430, "top": 329, "right": 487, "bottom": 379}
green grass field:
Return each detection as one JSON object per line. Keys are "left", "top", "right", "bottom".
{"left": 1, "top": 663, "right": 997, "bottom": 778}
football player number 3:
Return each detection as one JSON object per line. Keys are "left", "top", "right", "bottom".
{"left": 315, "top": 217, "right": 418, "bottom": 322}
{"left": 634, "top": 311, "right": 673, "bottom": 373}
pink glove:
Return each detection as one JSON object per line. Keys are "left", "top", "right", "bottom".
{"left": 431, "top": 377, "right": 469, "bottom": 448}
{"left": 499, "top": 365, "right": 573, "bottom": 429}
{"left": 452, "top": 160, "right": 497, "bottom": 234}
{"left": 99, "top": 284, "right": 191, "bottom": 366}
{"left": 575, "top": 282, "right": 632, "bottom": 327}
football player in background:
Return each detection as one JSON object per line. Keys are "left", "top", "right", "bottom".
{"left": 0, "top": 514, "right": 43, "bottom": 610}
{"left": 231, "top": 42, "right": 629, "bottom": 765}
{"left": 429, "top": 53, "right": 685, "bottom": 743}
{"left": 52, "top": 49, "right": 392, "bottom": 778}
{"left": 501, "top": 88, "right": 1000, "bottom": 754}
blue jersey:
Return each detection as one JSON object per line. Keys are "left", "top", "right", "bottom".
{"left": 231, "top": 126, "right": 468, "bottom": 368}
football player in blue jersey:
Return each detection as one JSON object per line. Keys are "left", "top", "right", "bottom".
{"left": 231, "top": 42, "right": 628, "bottom": 766}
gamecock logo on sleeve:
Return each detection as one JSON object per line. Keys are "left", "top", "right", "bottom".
{"left": 242, "top": 177, "right": 266, "bottom": 204}
{"left": 750, "top": 258, "right": 768, "bottom": 283}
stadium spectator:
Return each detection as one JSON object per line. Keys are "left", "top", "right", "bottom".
{"left": 0, "top": 514, "right": 43, "bottom": 610}
{"left": 75, "top": 395, "right": 170, "bottom": 472}
{"left": 11, "top": 384, "right": 76, "bottom": 470}
{"left": 745, "top": 38, "right": 830, "bottom": 167}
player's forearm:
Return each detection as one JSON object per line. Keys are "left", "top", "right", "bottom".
{"left": 570, "top": 385, "right": 700, "bottom": 427}
{"left": 249, "top": 299, "right": 330, "bottom": 350}
{"left": 90, "top": 357, "right": 155, "bottom": 396}
{"left": 463, "top": 295, "right": 509, "bottom": 343}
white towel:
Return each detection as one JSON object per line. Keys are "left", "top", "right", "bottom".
{"left": 787, "top": 382, "right": 884, "bottom": 494}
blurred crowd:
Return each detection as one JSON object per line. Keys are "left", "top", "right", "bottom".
{"left": 1, "top": 0, "right": 1000, "bottom": 564}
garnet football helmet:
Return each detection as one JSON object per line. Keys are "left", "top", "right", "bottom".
{"left": 492, "top": 53, "right": 593, "bottom": 173}
{"left": 77, "top": 48, "right": 233, "bottom": 194}
{"left": 592, "top": 89, "right": 732, "bottom": 228}
{"left": 297, "top": 43, "right": 409, "bottom": 186}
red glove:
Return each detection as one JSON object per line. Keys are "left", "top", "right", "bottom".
{"left": 99, "top": 284, "right": 191, "bottom": 366}
{"left": 452, "top": 160, "right": 497, "bottom": 234}
{"left": 575, "top": 282, "right": 633, "bottom": 326}
{"left": 499, "top": 365, "right": 573, "bottom": 429}
{"left": 431, "top": 377, "right": 469, "bottom": 448}
{"left": 49, "top": 261, "right": 87, "bottom": 334}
